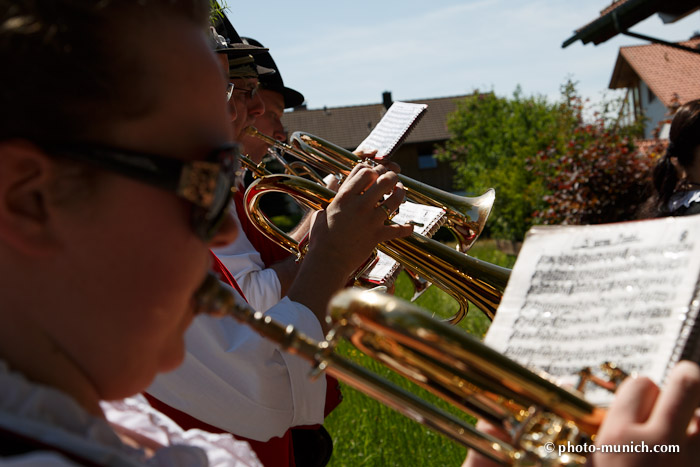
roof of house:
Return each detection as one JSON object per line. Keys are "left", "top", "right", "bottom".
{"left": 562, "top": 0, "right": 699, "bottom": 47}
{"left": 280, "top": 94, "right": 473, "bottom": 149}
{"left": 609, "top": 37, "right": 700, "bottom": 107}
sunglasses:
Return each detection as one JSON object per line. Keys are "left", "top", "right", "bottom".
{"left": 45, "top": 143, "right": 239, "bottom": 241}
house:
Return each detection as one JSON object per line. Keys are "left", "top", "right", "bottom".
{"left": 280, "top": 92, "right": 474, "bottom": 192}
{"left": 610, "top": 36, "right": 700, "bottom": 138}
{"left": 563, "top": 0, "right": 700, "bottom": 139}
{"left": 563, "top": 0, "right": 700, "bottom": 48}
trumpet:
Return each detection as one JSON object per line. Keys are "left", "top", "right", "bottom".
{"left": 195, "top": 274, "right": 606, "bottom": 465}
{"left": 241, "top": 128, "right": 509, "bottom": 321}
{"left": 244, "top": 173, "right": 510, "bottom": 322}
{"left": 244, "top": 127, "right": 495, "bottom": 253}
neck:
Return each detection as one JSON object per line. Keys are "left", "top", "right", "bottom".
{"left": 0, "top": 297, "right": 104, "bottom": 417}
{"left": 684, "top": 159, "right": 700, "bottom": 187}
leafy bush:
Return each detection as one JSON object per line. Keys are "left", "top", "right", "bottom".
{"left": 530, "top": 89, "right": 666, "bottom": 225}
{"left": 438, "top": 80, "right": 666, "bottom": 237}
{"left": 436, "top": 86, "right": 576, "bottom": 241}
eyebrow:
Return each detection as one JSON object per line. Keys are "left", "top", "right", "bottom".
{"left": 232, "top": 78, "right": 259, "bottom": 87}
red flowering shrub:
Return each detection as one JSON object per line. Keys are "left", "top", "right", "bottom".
{"left": 530, "top": 94, "right": 666, "bottom": 225}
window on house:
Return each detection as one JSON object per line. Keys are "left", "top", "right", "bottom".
{"left": 418, "top": 153, "right": 438, "bottom": 170}
{"left": 647, "top": 87, "right": 656, "bottom": 103}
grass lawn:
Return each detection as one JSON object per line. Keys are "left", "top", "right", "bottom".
{"left": 324, "top": 240, "right": 517, "bottom": 466}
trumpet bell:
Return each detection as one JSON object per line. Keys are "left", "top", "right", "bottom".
{"left": 328, "top": 289, "right": 605, "bottom": 465}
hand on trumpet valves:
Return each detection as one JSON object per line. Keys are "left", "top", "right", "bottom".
{"left": 589, "top": 360, "right": 700, "bottom": 467}
{"left": 462, "top": 361, "right": 700, "bottom": 467}
{"left": 322, "top": 173, "right": 341, "bottom": 192}
{"left": 306, "top": 162, "right": 413, "bottom": 276}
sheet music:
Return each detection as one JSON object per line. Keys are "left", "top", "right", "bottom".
{"left": 362, "top": 202, "right": 446, "bottom": 284}
{"left": 355, "top": 102, "right": 428, "bottom": 160}
{"left": 484, "top": 216, "right": 700, "bottom": 406}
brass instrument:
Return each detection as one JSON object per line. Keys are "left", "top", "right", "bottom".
{"left": 244, "top": 173, "right": 510, "bottom": 322}
{"left": 195, "top": 274, "right": 606, "bottom": 465}
{"left": 239, "top": 152, "right": 274, "bottom": 179}
{"left": 244, "top": 127, "right": 495, "bottom": 253}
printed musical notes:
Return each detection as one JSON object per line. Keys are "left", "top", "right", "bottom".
{"left": 355, "top": 101, "right": 427, "bottom": 160}
{"left": 484, "top": 217, "right": 700, "bottom": 405}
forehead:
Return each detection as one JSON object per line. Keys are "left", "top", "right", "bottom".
{"left": 231, "top": 77, "right": 259, "bottom": 88}
{"left": 109, "top": 19, "right": 232, "bottom": 155}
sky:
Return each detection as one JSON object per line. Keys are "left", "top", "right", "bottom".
{"left": 224, "top": 1, "right": 700, "bottom": 110}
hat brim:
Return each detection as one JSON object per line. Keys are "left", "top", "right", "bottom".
{"left": 256, "top": 64, "right": 276, "bottom": 76}
{"left": 263, "top": 84, "right": 305, "bottom": 109}
{"left": 281, "top": 86, "right": 305, "bottom": 109}
{"left": 217, "top": 43, "right": 269, "bottom": 57}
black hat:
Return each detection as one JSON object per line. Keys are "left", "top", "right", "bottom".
{"left": 210, "top": 15, "right": 264, "bottom": 57}
{"left": 211, "top": 18, "right": 275, "bottom": 79}
{"left": 241, "top": 37, "right": 305, "bottom": 109}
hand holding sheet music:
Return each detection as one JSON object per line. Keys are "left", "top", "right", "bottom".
{"left": 355, "top": 101, "right": 427, "bottom": 160}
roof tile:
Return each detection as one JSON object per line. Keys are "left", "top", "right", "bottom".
{"left": 281, "top": 95, "right": 473, "bottom": 149}
{"left": 610, "top": 37, "right": 700, "bottom": 107}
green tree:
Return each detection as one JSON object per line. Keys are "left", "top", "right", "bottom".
{"left": 210, "top": 1, "right": 228, "bottom": 24}
{"left": 436, "top": 86, "right": 576, "bottom": 241}
{"left": 531, "top": 90, "right": 665, "bottom": 225}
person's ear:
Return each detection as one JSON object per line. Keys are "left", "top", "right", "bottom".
{"left": 0, "top": 140, "right": 61, "bottom": 255}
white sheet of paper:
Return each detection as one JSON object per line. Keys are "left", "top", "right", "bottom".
{"left": 484, "top": 216, "right": 700, "bottom": 405}
{"left": 362, "top": 202, "right": 446, "bottom": 284}
{"left": 355, "top": 102, "right": 428, "bottom": 160}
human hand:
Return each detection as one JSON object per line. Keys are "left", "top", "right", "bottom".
{"left": 463, "top": 361, "right": 700, "bottom": 467}
{"left": 588, "top": 360, "right": 700, "bottom": 467}
{"left": 461, "top": 420, "right": 511, "bottom": 467}
{"left": 286, "top": 163, "right": 413, "bottom": 327}
{"left": 307, "top": 162, "right": 412, "bottom": 275}
{"left": 323, "top": 173, "right": 340, "bottom": 193}
{"left": 353, "top": 148, "right": 402, "bottom": 174}
{"left": 353, "top": 148, "right": 378, "bottom": 159}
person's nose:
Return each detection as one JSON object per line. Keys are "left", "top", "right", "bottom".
{"left": 272, "top": 119, "right": 286, "bottom": 143}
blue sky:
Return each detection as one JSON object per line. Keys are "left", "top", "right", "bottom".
{"left": 225, "top": 1, "right": 700, "bottom": 110}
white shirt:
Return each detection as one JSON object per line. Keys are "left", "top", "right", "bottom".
{"left": 0, "top": 361, "right": 260, "bottom": 467}
{"left": 212, "top": 200, "right": 282, "bottom": 313}
{"left": 147, "top": 292, "right": 326, "bottom": 442}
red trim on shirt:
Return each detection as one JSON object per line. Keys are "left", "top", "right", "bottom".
{"left": 211, "top": 251, "right": 247, "bottom": 300}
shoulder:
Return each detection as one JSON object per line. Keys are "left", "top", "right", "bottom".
{"left": 668, "top": 190, "right": 700, "bottom": 217}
